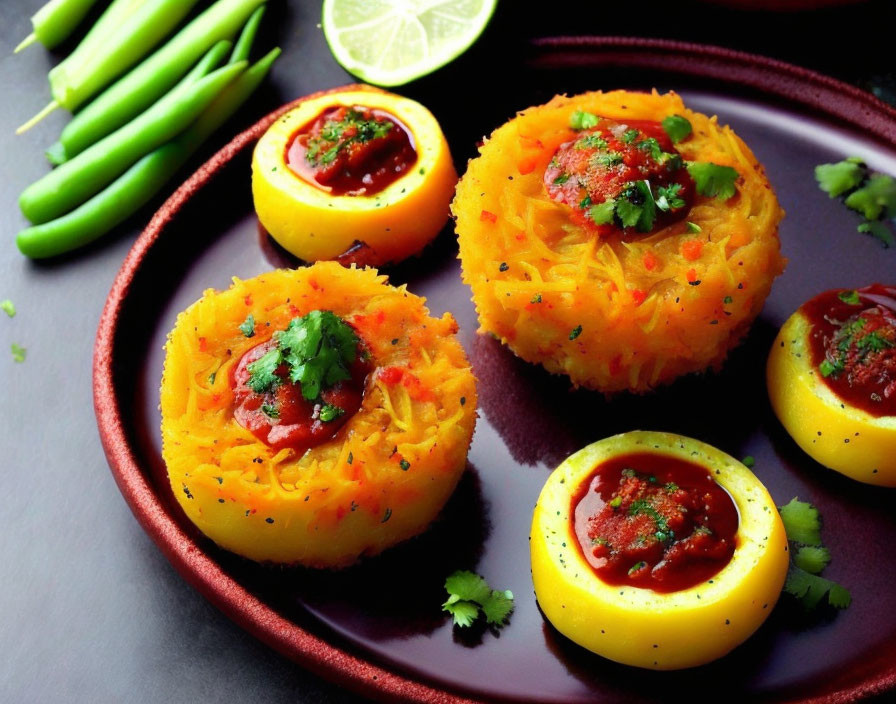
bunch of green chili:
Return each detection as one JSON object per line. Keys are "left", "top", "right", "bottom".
{"left": 16, "top": 3, "right": 278, "bottom": 258}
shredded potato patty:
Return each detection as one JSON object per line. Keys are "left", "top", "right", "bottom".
{"left": 453, "top": 90, "right": 785, "bottom": 393}
{"left": 161, "top": 263, "right": 477, "bottom": 566}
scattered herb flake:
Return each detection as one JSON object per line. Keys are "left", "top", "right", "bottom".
{"left": 741, "top": 455, "right": 755, "bottom": 468}
{"left": 0, "top": 299, "right": 15, "bottom": 317}
{"left": 661, "top": 115, "right": 692, "bottom": 143}
{"left": 261, "top": 404, "right": 280, "bottom": 419}
{"left": 239, "top": 314, "right": 256, "bottom": 338}
{"left": 569, "top": 325, "right": 583, "bottom": 340}
{"left": 838, "top": 290, "right": 861, "bottom": 305}
{"left": 552, "top": 173, "right": 569, "bottom": 185}
{"left": 319, "top": 404, "right": 344, "bottom": 422}
{"left": 530, "top": 293, "right": 542, "bottom": 304}
{"left": 621, "top": 128, "right": 640, "bottom": 144}
{"left": 686, "top": 221, "right": 702, "bottom": 234}
{"left": 208, "top": 372, "right": 216, "bottom": 385}
{"left": 11, "top": 343, "right": 25, "bottom": 363}
{"left": 399, "top": 459, "right": 411, "bottom": 471}
{"left": 499, "top": 262, "right": 509, "bottom": 272}
{"left": 569, "top": 110, "right": 599, "bottom": 130}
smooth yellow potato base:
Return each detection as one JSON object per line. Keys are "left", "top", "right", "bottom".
{"left": 161, "top": 263, "right": 477, "bottom": 566}
{"left": 252, "top": 86, "right": 457, "bottom": 265}
{"left": 530, "top": 431, "right": 788, "bottom": 670}
{"left": 767, "top": 310, "right": 896, "bottom": 486}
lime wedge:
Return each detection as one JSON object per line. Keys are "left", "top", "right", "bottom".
{"left": 322, "top": 0, "right": 497, "bottom": 87}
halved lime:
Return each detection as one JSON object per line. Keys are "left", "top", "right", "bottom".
{"left": 322, "top": 0, "right": 498, "bottom": 87}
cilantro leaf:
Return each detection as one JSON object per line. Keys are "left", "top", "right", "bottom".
{"left": 576, "top": 134, "right": 607, "bottom": 150}
{"left": 261, "top": 404, "right": 279, "bottom": 419}
{"left": 445, "top": 571, "right": 492, "bottom": 604}
{"left": 239, "top": 314, "right": 256, "bottom": 338}
{"left": 246, "top": 348, "right": 282, "bottom": 394}
{"left": 569, "top": 110, "right": 599, "bottom": 130}
{"left": 778, "top": 498, "right": 822, "bottom": 546}
{"left": 844, "top": 173, "right": 896, "bottom": 219}
{"left": 686, "top": 162, "right": 739, "bottom": 200}
{"left": 443, "top": 600, "right": 479, "bottom": 628}
{"left": 858, "top": 220, "right": 895, "bottom": 248}
{"left": 481, "top": 589, "right": 515, "bottom": 625}
{"left": 616, "top": 181, "right": 656, "bottom": 232}
{"left": 621, "top": 129, "right": 640, "bottom": 144}
{"left": 793, "top": 546, "right": 831, "bottom": 575}
{"left": 588, "top": 199, "right": 616, "bottom": 226}
{"left": 662, "top": 115, "right": 692, "bottom": 143}
{"left": 686, "top": 221, "right": 702, "bottom": 233}
{"left": 442, "top": 570, "right": 514, "bottom": 629}
{"left": 785, "top": 566, "right": 851, "bottom": 610}
{"left": 0, "top": 299, "right": 15, "bottom": 317}
{"left": 815, "top": 158, "right": 866, "bottom": 198}
{"left": 636, "top": 137, "right": 664, "bottom": 161}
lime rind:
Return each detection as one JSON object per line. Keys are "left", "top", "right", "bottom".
{"left": 322, "top": 0, "right": 497, "bottom": 87}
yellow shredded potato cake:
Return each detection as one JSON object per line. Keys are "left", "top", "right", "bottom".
{"left": 453, "top": 90, "right": 785, "bottom": 393}
{"left": 160, "top": 263, "right": 477, "bottom": 567}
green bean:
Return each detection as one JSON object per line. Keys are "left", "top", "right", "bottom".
{"left": 45, "top": 39, "right": 234, "bottom": 166}
{"left": 229, "top": 5, "right": 265, "bottom": 64}
{"left": 47, "top": 0, "right": 267, "bottom": 160}
{"left": 15, "top": 0, "right": 101, "bottom": 53}
{"left": 17, "top": 49, "right": 280, "bottom": 259}
{"left": 20, "top": 61, "right": 247, "bottom": 225}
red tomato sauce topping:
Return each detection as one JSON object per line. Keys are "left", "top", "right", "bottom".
{"left": 802, "top": 284, "right": 896, "bottom": 417}
{"left": 572, "top": 452, "right": 739, "bottom": 593}
{"left": 286, "top": 105, "right": 417, "bottom": 196}
{"left": 544, "top": 118, "right": 694, "bottom": 235}
{"left": 231, "top": 339, "right": 370, "bottom": 453}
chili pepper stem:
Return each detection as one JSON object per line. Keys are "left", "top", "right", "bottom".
{"left": 14, "top": 33, "right": 38, "bottom": 54}
{"left": 16, "top": 100, "right": 59, "bottom": 134}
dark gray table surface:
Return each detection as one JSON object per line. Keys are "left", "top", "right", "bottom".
{"left": 1, "top": 1, "right": 893, "bottom": 702}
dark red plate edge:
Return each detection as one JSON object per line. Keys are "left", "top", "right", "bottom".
{"left": 92, "top": 39, "right": 896, "bottom": 704}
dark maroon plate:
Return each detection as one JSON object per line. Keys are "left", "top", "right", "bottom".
{"left": 95, "top": 39, "right": 896, "bottom": 704}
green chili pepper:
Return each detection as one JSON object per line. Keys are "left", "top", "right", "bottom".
{"left": 17, "top": 49, "right": 280, "bottom": 259}
{"left": 20, "top": 61, "right": 247, "bottom": 225}
{"left": 45, "top": 0, "right": 267, "bottom": 160}
{"left": 15, "top": 0, "right": 101, "bottom": 53}
{"left": 19, "top": 0, "right": 201, "bottom": 133}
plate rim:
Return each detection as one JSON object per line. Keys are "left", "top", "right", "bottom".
{"left": 94, "top": 38, "right": 896, "bottom": 704}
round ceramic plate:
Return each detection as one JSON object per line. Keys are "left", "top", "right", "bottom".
{"left": 95, "top": 39, "right": 896, "bottom": 703}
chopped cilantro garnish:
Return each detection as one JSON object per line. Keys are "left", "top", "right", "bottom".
{"left": 239, "top": 314, "right": 256, "bottom": 338}
{"left": 261, "top": 404, "right": 279, "bottom": 419}
{"left": 246, "top": 347, "right": 282, "bottom": 394}
{"left": 723, "top": 296, "right": 733, "bottom": 304}
{"left": 576, "top": 134, "right": 608, "bottom": 150}
{"left": 838, "top": 290, "right": 861, "bottom": 305}
{"left": 319, "top": 404, "right": 344, "bottom": 422}
{"left": 552, "top": 173, "right": 569, "bottom": 185}
{"left": 628, "top": 499, "right": 669, "bottom": 534}
{"left": 655, "top": 183, "right": 685, "bottom": 212}
{"left": 499, "top": 261, "right": 509, "bottom": 272}
{"left": 815, "top": 158, "right": 866, "bottom": 198}
{"left": 579, "top": 195, "right": 593, "bottom": 209}
{"left": 844, "top": 173, "right": 896, "bottom": 220}
{"left": 628, "top": 561, "right": 647, "bottom": 576}
{"left": 686, "top": 162, "right": 739, "bottom": 200}
{"left": 779, "top": 498, "right": 850, "bottom": 611}
{"left": 442, "top": 570, "right": 514, "bottom": 628}
{"left": 11, "top": 343, "right": 25, "bottom": 363}
{"left": 661, "top": 115, "right": 692, "bottom": 143}
{"left": 819, "top": 359, "right": 839, "bottom": 378}
{"left": 530, "top": 293, "right": 542, "bottom": 304}
{"left": 594, "top": 152, "right": 623, "bottom": 167}
{"left": 588, "top": 199, "right": 616, "bottom": 226}
{"left": 636, "top": 137, "right": 664, "bottom": 161}
{"left": 0, "top": 299, "right": 15, "bottom": 317}
{"left": 276, "top": 310, "right": 359, "bottom": 400}
{"left": 858, "top": 220, "right": 895, "bottom": 248}
{"left": 208, "top": 372, "right": 216, "bottom": 385}
{"left": 569, "top": 325, "right": 582, "bottom": 340}
{"left": 609, "top": 496, "right": 622, "bottom": 509}
{"left": 741, "top": 455, "right": 755, "bottom": 468}
{"left": 569, "top": 110, "right": 599, "bottom": 130}
{"left": 305, "top": 109, "right": 393, "bottom": 167}
{"left": 399, "top": 458, "right": 411, "bottom": 471}
{"left": 621, "top": 128, "right": 640, "bottom": 144}
{"left": 686, "top": 221, "right": 702, "bottom": 233}
{"left": 616, "top": 180, "right": 657, "bottom": 232}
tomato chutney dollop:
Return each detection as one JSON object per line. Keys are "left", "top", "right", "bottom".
{"left": 572, "top": 452, "right": 739, "bottom": 592}
{"left": 286, "top": 105, "right": 417, "bottom": 196}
